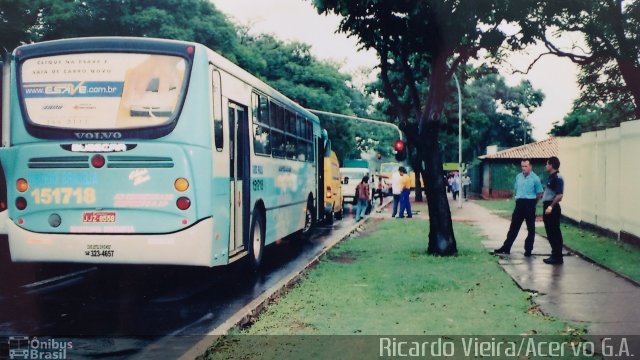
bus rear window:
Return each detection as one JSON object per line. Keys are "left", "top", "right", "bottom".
{"left": 19, "top": 53, "right": 187, "bottom": 130}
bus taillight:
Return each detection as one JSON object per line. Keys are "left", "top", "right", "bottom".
{"left": 174, "top": 178, "right": 189, "bottom": 192}
{"left": 326, "top": 186, "right": 332, "bottom": 199}
{"left": 91, "top": 154, "right": 105, "bottom": 168}
{"left": 15, "top": 197, "right": 27, "bottom": 210}
{"left": 16, "top": 179, "right": 28, "bottom": 192}
{"left": 176, "top": 197, "right": 191, "bottom": 210}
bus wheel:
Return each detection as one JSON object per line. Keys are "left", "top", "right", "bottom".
{"left": 248, "top": 211, "right": 265, "bottom": 270}
{"left": 301, "top": 200, "right": 314, "bottom": 238}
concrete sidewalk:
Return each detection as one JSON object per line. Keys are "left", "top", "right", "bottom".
{"left": 447, "top": 199, "right": 640, "bottom": 337}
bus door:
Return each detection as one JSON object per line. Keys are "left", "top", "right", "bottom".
{"left": 228, "top": 102, "right": 250, "bottom": 254}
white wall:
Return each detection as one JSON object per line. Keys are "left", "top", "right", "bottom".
{"left": 557, "top": 119, "right": 639, "bottom": 239}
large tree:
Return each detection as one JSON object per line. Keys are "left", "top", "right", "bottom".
{"left": 313, "top": 0, "right": 531, "bottom": 255}
{"left": 523, "top": 0, "right": 640, "bottom": 119}
{"left": 0, "top": 0, "right": 42, "bottom": 50}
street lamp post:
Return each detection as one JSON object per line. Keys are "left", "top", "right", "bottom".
{"left": 453, "top": 74, "right": 462, "bottom": 209}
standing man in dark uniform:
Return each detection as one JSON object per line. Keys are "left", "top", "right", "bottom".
{"left": 542, "top": 156, "right": 564, "bottom": 265}
{"left": 493, "top": 159, "right": 544, "bottom": 256}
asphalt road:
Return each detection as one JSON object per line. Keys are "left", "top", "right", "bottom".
{"left": 0, "top": 206, "right": 362, "bottom": 359}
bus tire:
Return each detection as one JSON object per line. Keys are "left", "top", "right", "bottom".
{"left": 326, "top": 205, "right": 334, "bottom": 225}
{"left": 248, "top": 210, "right": 265, "bottom": 270}
{"left": 301, "top": 198, "right": 314, "bottom": 238}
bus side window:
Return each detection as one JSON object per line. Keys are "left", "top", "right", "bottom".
{"left": 252, "top": 93, "right": 271, "bottom": 155}
{"left": 212, "top": 69, "right": 223, "bottom": 151}
{"left": 271, "top": 102, "right": 286, "bottom": 158}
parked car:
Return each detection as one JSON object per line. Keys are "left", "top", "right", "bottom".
{"left": 323, "top": 150, "right": 343, "bottom": 223}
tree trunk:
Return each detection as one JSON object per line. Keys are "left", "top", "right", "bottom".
{"left": 615, "top": 59, "right": 640, "bottom": 118}
{"left": 410, "top": 147, "right": 424, "bottom": 202}
{"left": 421, "top": 121, "right": 457, "bottom": 255}
{"left": 419, "top": 55, "right": 457, "bottom": 256}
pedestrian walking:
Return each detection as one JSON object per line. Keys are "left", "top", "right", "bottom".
{"left": 542, "top": 156, "right": 565, "bottom": 265}
{"left": 462, "top": 173, "right": 471, "bottom": 200}
{"left": 452, "top": 173, "right": 460, "bottom": 200}
{"left": 493, "top": 159, "right": 543, "bottom": 256}
{"left": 397, "top": 167, "right": 412, "bottom": 218}
{"left": 355, "top": 175, "right": 370, "bottom": 221}
{"left": 391, "top": 168, "right": 402, "bottom": 217}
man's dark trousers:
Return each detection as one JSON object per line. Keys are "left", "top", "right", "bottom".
{"left": 543, "top": 201, "right": 563, "bottom": 259}
{"left": 391, "top": 194, "right": 400, "bottom": 217}
{"left": 502, "top": 199, "right": 537, "bottom": 253}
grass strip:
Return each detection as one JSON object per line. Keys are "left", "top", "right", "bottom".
{"left": 232, "top": 219, "right": 574, "bottom": 335}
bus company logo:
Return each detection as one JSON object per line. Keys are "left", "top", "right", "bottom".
{"left": 74, "top": 132, "right": 123, "bottom": 140}
{"left": 25, "top": 82, "right": 87, "bottom": 96}
{"left": 73, "top": 104, "right": 96, "bottom": 110}
{"left": 71, "top": 143, "right": 127, "bottom": 152}
{"left": 6, "top": 336, "right": 73, "bottom": 359}
{"left": 41, "top": 104, "right": 63, "bottom": 111}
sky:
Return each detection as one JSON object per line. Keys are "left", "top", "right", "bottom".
{"left": 211, "top": 0, "right": 580, "bottom": 142}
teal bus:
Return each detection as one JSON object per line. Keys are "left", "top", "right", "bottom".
{"left": 0, "top": 37, "right": 321, "bottom": 268}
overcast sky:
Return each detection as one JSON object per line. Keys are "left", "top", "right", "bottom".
{"left": 211, "top": 0, "right": 580, "bottom": 142}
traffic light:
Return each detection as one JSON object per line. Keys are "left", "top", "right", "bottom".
{"left": 393, "top": 139, "right": 406, "bottom": 161}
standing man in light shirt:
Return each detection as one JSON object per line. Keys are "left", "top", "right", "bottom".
{"left": 542, "top": 156, "right": 565, "bottom": 265}
{"left": 390, "top": 168, "right": 402, "bottom": 217}
{"left": 493, "top": 159, "right": 544, "bottom": 256}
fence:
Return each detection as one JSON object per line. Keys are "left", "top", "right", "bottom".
{"left": 557, "top": 119, "right": 640, "bottom": 243}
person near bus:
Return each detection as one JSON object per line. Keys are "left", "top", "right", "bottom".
{"left": 355, "top": 175, "right": 370, "bottom": 222}
{"left": 397, "top": 167, "right": 413, "bottom": 218}
{"left": 391, "top": 169, "right": 402, "bottom": 217}
{"left": 462, "top": 173, "right": 471, "bottom": 200}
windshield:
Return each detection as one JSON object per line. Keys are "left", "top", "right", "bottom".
{"left": 20, "top": 53, "right": 187, "bottom": 130}
{"left": 340, "top": 169, "right": 368, "bottom": 178}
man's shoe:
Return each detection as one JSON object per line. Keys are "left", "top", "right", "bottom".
{"left": 524, "top": 251, "right": 532, "bottom": 257}
{"left": 543, "top": 257, "right": 563, "bottom": 265}
{"left": 492, "top": 247, "right": 510, "bottom": 255}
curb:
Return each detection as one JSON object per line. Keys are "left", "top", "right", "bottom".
{"left": 178, "top": 202, "right": 391, "bottom": 359}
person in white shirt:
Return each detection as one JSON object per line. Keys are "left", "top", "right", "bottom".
{"left": 391, "top": 169, "right": 402, "bottom": 217}
{"left": 462, "top": 174, "right": 471, "bottom": 200}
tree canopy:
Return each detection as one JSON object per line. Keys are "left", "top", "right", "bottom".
{"left": 0, "top": 0, "right": 376, "bottom": 162}
{"left": 313, "top": 0, "right": 538, "bottom": 255}
{"left": 518, "top": 0, "right": 640, "bottom": 132}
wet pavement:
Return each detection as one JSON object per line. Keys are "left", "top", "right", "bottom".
{"left": 0, "top": 206, "right": 370, "bottom": 359}
{"left": 448, "top": 199, "right": 640, "bottom": 338}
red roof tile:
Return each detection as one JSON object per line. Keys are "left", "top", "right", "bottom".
{"left": 478, "top": 138, "right": 558, "bottom": 160}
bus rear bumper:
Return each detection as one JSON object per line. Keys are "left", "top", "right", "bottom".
{"left": 6, "top": 218, "right": 222, "bottom": 267}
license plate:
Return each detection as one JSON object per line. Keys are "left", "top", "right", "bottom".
{"left": 82, "top": 211, "right": 117, "bottom": 223}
